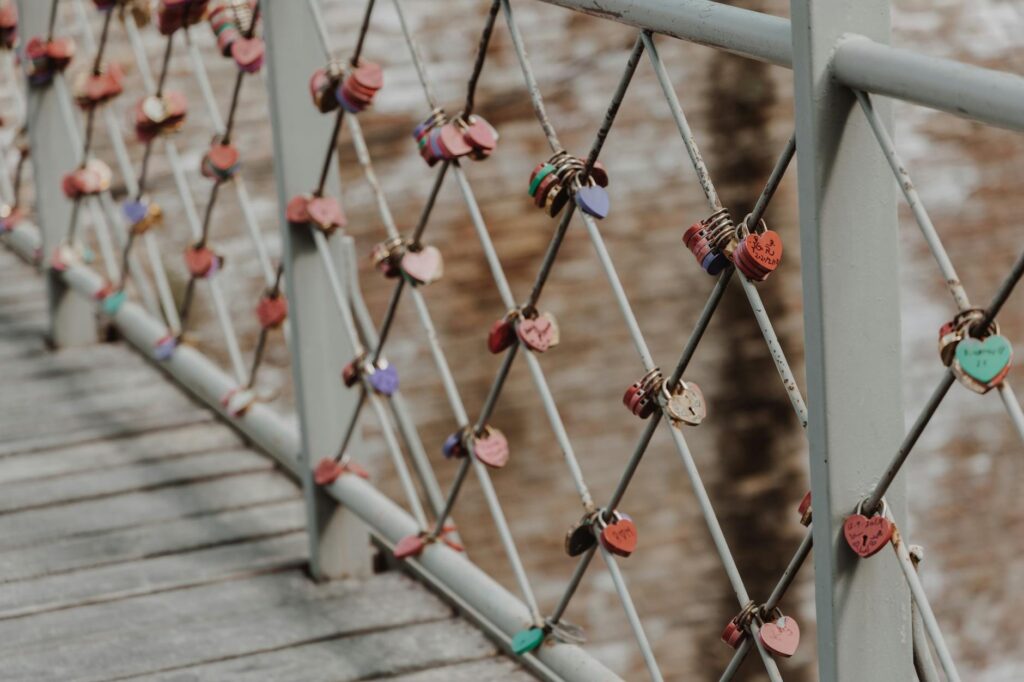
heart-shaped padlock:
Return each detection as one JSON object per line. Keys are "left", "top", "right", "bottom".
{"left": 472, "top": 426, "right": 509, "bottom": 468}
{"left": 510, "top": 627, "right": 545, "bottom": 656}
{"left": 123, "top": 198, "right": 162, "bottom": 235}
{"left": 202, "top": 142, "right": 240, "bottom": 181}
{"left": 575, "top": 184, "right": 609, "bottom": 220}
{"left": 400, "top": 245, "right": 444, "bottom": 285}
{"left": 442, "top": 429, "right": 466, "bottom": 459}
{"left": 153, "top": 333, "right": 178, "bottom": 361}
{"left": 564, "top": 514, "right": 598, "bottom": 557}
{"left": 230, "top": 36, "right": 264, "bottom": 73}
{"left": 663, "top": 380, "right": 706, "bottom": 426}
{"left": 285, "top": 194, "right": 312, "bottom": 224}
{"left": 599, "top": 511, "right": 638, "bottom": 558}
{"left": 759, "top": 613, "right": 800, "bottom": 658}
{"left": 517, "top": 312, "right": 560, "bottom": 353}
{"left": 184, "top": 245, "right": 222, "bottom": 279}
{"left": 843, "top": 501, "right": 894, "bottom": 558}
{"left": 798, "top": 490, "right": 812, "bottom": 526}
{"left": 256, "top": 293, "right": 288, "bottom": 329}
{"left": 220, "top": 387, "right": 256, "bottom": 417}
{"left": 393, "top": 533, "right": 426, "bottom": 560}
{"left": 488, "top": 316, "right": 516, "bottom": 354}
{"left": 953, "top": 333, "right": 1012, "bottom": 392}
{"left": 305, "top": 195, "right": 346, "bottom": 234}
{"left": 314, "top": 457, "right": 345, "bottom": 486}
{"left": 368, "top": 361, "right": 399, "bottom": 396}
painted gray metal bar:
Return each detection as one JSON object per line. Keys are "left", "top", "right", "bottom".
{"left": 909, "top": 547, "right": 942, "bottom": 682}
{"left": 264, "top": 0, "right": 370, "bottom": 581}
{"left": 791, "top": 0, "right": 912, "bottom": 680}
{"left": 542, "top": 0, "right": 1024, "bottom": 133}
{"left": 538, "top": 0, "right": 791, "bottom": 68}
{"left": 0, "top": 217, "right": 617, "bottom": 682}
{"left": 17, "top": 0, "right": 96, "bottom": 347}
{"left": 835, "top": 35, "right": 1024, "bottom": 133}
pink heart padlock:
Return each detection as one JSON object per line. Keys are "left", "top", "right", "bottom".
{"left": 394, "top": 534, "right": 426, "bottom": 560}
{"left": 759, "top": 614, "right": 800, "bottom": 658}
{"left": 400, "top": 245, "right": 444, "bottom": 285}
{"left": 517, "top": 312, "right": 559, "bottom": 353}
{"left": 472, "top": 427, "right": 509, "bottom": 468}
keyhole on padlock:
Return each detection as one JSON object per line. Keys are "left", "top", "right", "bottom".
{"left": 861, "top": 534, "right": 869, "bottom": 549}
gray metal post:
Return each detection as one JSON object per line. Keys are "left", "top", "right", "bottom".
{"left": 17, "top": 0, "right": 97, "bottom": 347}
{"left": 790, "top": 0, "right": 912, "bottom": 680}
{"left": 263, "top": 0, "right": 370, "bottom": 581}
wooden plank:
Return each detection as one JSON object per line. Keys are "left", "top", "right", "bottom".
{"left": 0, "top": 408, "right": 214, "bottom": 457}
{"left": 0, "top": 572, "right": 454, "bottom": 682}
{"left": 383, "top": 658, "right": 538, "bottom": 682}
{"left": 0, "top": 471, "right": 299, "bottom": 551}
{"left": 0, "top": 450, "right": 273, "bottom": 513}
{"left": 133, "top": 619, "right": 501, "bottom": 682}
{"left": 0, "top": 499, "right": 304, "bottom": 581}
{"left": 0, "top": 422, "right": 244, "bottom": 483}
{"left": 0, "top": 533, "right": 307, "bottom": 619}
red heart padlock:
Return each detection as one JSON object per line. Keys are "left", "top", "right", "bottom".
{"left": 843, "top": 510, "right": 894, "bottom": 558}
{"left": 203, "top": 142, "right": 240, "bottom": 180}
{"left": 394, "top": 534, "right": 426, "bottom": 560}
{"left": 759, "top": 614, "right": 800, "bottom": 658}
{"left": 184, "top": 245, "right": 217, "bottom": 278}
{"left": 488, "top": 317, "right": 515, "bottom": 354}
{"left": 798, "top": 490, "right": 812, "bottom": 526}
{"left": 472, "top": 427, "right": 509, "bottom": 468}
{"left": 256, "top": 294, "right": 288, "bottom": 329}
{"left": 400, "top": 245, "right": 444, "bottom": 285}
{"left": 517, "top": 312, "right": 559, "bottom": 353}
{"left": 600, "top": 512, "right": 638, "bottom": 557}
{"left": 314, "top": 457, "right": 345, "bottom": 486}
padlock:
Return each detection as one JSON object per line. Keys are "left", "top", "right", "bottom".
{"left": 157, "top": 0, "right": 210, "bottom": 36}
{"left": 470, "top": 426, "right": 509, "bottom": 468}
{"left": 134, "top": 91, "right": 188, "bottom": 142}
{"left": 61, "top": 159, "right": 112, "bottom": 199}
{"left": 313, "top": 456, "right": 369, "bottom": 485}
{"left": 256, "top": 292, "right": 288, "bottom": 329}
{"left": 623, "top": 367, "right": 663, "bottom": 419}
{"left": 183, "top": 244, "right": 223, "bottom": 279}
{"left": 201, "top": 140, "right": 241, "bottom": 181}
{"left": 798, "top": 490, "right": 812, "bottom": 526}
{"left": 153, "top": 333, "right": 178, "bottom": 361}
{"left": 842, "top": 498, "right": 894, "bottom": 558}
{"left": 25, "top": 36, "right": 75, "bottom": 86}
{"left": 684, "top": 207, "right": 733, "bottom": 275}
{"left": 366, "top": 359, "right": 399, "bottom": 396}
{"left": 309, "top": 60, "right": 345, "bottom": 113}
{"left": 722, "top": 601, "right": 758, "bottom": 649}
{"left": 516, "top": 311, "right": 560, "bottom": 353}
{"left": 442, "top": 427, "right": 468, "bottom": 459}
{"left": 487, "top": 311, "right": 518, "bottom": 354}
{"left": 400, "top": 245, "right": 444, "bottom": 286}
{"left": 564, "top": 512, "right": 598, "bottom": 557}
{"left": 73, "top": 62, "right": 124, "bottom": 110}
{"left": 336, "top": 59, "right": 382, "bottom": 114}
{"left": 286, "top": 194, "right": 346, "bottom": 235}
{"left": 341, "top": 356, "right": 361, "bottom": 387}
{"left": 220, "top": 387, "right": 256, "bottom": 417}
{"left": 0, "top": 203, "right": 24, "bottom": 232}
{"left": 209, "top": 0, "right": 257, "bottom": 56}
{"left": 231, "top": 36, "right": 264, "bottom": 73}
{"left": 370, "top": 237, "right": 404, "bottom": 278}
{"left": 598, "top": 510, "right": 638, "bottom": 558}
{"left": 123, "top": 197, "right": 163, "bottom": 235}
{"left": 510, "top": 627, "right": 545, "bottom": 656}
{"left": 732, "top": 217, "right": 783, "bottom": 281}
{"left": 660, "top": 378, "right": 706, "bottom": 426}
{"left": 759, "top": 609, "right": 800, "bottom": 658}
{"left": 0, "top": 1, "right": 17, "bottom": 51}
{"left": 459, "top": 114, "right": 498, "bottom": 160}
{"left": 949, "top": 315, "right": 1012, "bottom": 394}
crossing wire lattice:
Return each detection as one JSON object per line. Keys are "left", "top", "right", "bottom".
{"left": 2, "top": 1, "right": 1022, "bottom": 681}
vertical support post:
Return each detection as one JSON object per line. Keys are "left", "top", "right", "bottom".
{"left": 790, "top": 1, "right": 912, "bottom": 680}
{"left": 17, "top": 0, "right": 97, "bottom": 347}
{"left": 263, "top": 0, "right": 371, "bottom": 580}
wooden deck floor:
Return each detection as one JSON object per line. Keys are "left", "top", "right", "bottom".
{"left": 0, "top": 247, "right": 533, "bottom": 681}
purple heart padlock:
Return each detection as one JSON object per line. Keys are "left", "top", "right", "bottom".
{"left": 575, "top": 185, "right": 609, "bottom": 220}
{"left": 369, "top": 363, "right": 399, "bottom": 396}
{"left": 123, "top": 199, "right": 148, "bottom": 225}
{"left": 153, "top": 334, "right": 178, "bottom": 361}
{"left": 442, "top": 431, "right": 462, "bottom": 458}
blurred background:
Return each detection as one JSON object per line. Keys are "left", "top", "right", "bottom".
{"left": 68, "top": 0, "right": 1024, "bottom": 679}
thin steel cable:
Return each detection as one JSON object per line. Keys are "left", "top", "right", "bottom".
{"left": 462, "top": 0, "right": 501, "bottom": 117}
{"left": 599, "top": 545, "right": 665, "bottom": 682}
{"left": 499, "top": 0, "right": 561, "bottom": 152}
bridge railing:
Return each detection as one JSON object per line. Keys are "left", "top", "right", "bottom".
{"left": 3, "top": 0, "right": 1023, "bottom": 680}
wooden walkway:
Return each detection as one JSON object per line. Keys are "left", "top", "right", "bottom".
{"left": 0, "top": 247, "right": 533, "bottom": 681}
